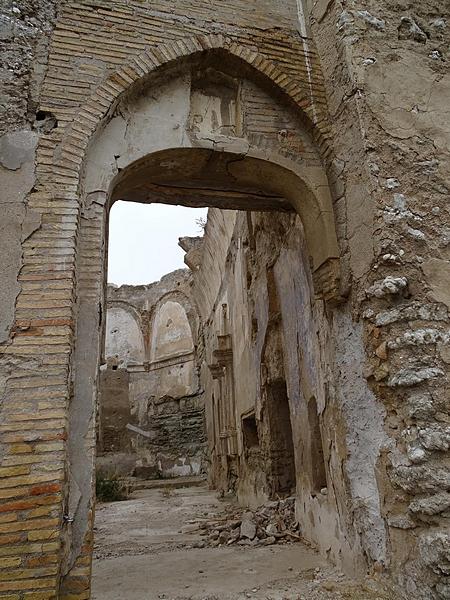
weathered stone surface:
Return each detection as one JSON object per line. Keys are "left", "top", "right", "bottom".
{"left": 409, "top": 492, "right": 450, "bottom": 517}
{"left": 398, "top": 17, "right": 428, "bottom": 43}
{"left": 265, "top": 523, "right": 279, "bottom": 536}
{"left": 366, "top": 276, "right": 408, "bottom": 298}
{"left": 408, "top": 392, "right": 437, "bottom": 420}
{"left": 179, "top": 236, "right": 204, "bottom": 270}
{"left": 240, "top": 512, "right": 257, "bottom": 540}
{"left": 419, "top": 531, "right": 450, "bottom": 576}
{"left": 356, "top": 10, "right": 385, "bottom": 31}
{"left": 371, "top": 302, "right": 448, "bottom": 327}
{"left": 387, "top": 515, "right": 416, "bottom": 530}
{"left": 418, "top": 426, "right": 450, "bottom": 452}
{"left": 390, "top": 465, "right": 450, "bottom": 494}
{"left": 0, "top": 1, "right": 56, "bottom": 134}
{"left": 388, "top": 367, "right": 444, "bottom": 388}
{"left": 436, "top": 582, "right": 450, "bottom": 599}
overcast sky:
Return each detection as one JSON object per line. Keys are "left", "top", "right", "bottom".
{"left": 107, "top": 201, "right": 208, "bottom": 285}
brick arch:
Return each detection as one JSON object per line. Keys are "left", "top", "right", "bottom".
{"left": 58, "top": 32, "right": 337, "bottom": 598}
{"left": 106, "top": 299, "right": 143, "bottom": 332}
{"left": 57, "top": 32, "right": 331, "bottom": 179}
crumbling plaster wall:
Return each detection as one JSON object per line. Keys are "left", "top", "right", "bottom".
{"left": 0, "top": 0, "right": 57, "bottom": 339}
{"left": 97, "top": 367, "right": 131, "bottom": 454}
{"left": 0, "top": 2, "right": 57, "bottom": 429}
{"left": 302, "top": 2, "right": 450, "bottom": 598}
{"left": 196, "top": 208, "right": 387, "bottom": 576}
{"left": 150, "top": 299, "right": 194, "bottom": 362}
{"left": 104, "top": 305, "right": 145, "bottom": 367}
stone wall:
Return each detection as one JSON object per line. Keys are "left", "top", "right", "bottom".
{"left": 0, "top": 0, "right": 448, "bottom": 599}
{"left": 98, "top": 269, "right": 206, "bottom": 479}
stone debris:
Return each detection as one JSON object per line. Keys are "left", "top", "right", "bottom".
{"left": 188, "top": 497, "right": 301, "bottom": 548}
{"left": 398, "top": 16, "right": 428, "bottom": 43}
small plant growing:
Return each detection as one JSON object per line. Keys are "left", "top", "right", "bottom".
{"left": 196, "top": 216, "right": 207, "bottom": 233}
{"left": 95, "top": 473, "right": 127, "bottom": 502}
{"left": 161, "top": 487, "right": 175, "bottom": 499}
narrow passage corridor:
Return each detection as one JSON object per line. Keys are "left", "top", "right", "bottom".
{"left": 92, "top": 481, "right": 399, "bottom": 600}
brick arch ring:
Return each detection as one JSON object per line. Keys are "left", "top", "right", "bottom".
{"left": 105, "top": 300, "right": 145, "bottom": 336}
{"left": 56, "top": 32, "right": 340, "bottom": 301}
{"left": 56, "top": 32, "right": 341, "bottom": 596}
{"left": 57, "top": 32, "right": 332, "bottom": 176}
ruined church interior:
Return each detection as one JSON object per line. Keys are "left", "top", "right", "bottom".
{"left": 0, "top": 1, "right": 449, "bottom": 599}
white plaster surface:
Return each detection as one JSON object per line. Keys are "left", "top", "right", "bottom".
{"left": 105, "top": 306, "right": 145, "bottom": 366}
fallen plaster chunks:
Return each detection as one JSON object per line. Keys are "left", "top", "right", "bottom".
{"left": 240, "top": 511, "right": 257, "bottom": 540}
{"left": 188, "top": 497, "right": 300, "bottom": 549}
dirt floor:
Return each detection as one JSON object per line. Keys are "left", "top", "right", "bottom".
{"left": 92, "top": 483, "right": 402, "bottom": 600}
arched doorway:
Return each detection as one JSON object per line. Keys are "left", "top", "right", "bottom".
{"left": 61, "top": 47, "right": 344, "bottom": 595}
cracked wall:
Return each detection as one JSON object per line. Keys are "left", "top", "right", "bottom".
{"left": 0, "top": 1, "right": 57, "bottom": 343}
{"left": 0, "top": 131, "right": 40, "bottom": 344}
{"left": 304, "top": 2, "right": 450, "bottom": 598}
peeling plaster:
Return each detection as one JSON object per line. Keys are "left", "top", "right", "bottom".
{"left": 332, "top": 310, "right": 388, "bottom": 564}
{"left": 0, "top": 130, "right": 38, "bottom": 343}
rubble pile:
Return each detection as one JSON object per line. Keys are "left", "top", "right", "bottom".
{"left": 192, "top": 497, "right": 302, "bottom": 548}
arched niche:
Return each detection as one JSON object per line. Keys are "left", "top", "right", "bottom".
{"left": 150, "top": 299, "right": 194, "bottom": 362}
{"left": 104, "top": 304, "right": 145, "bottom": 366}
